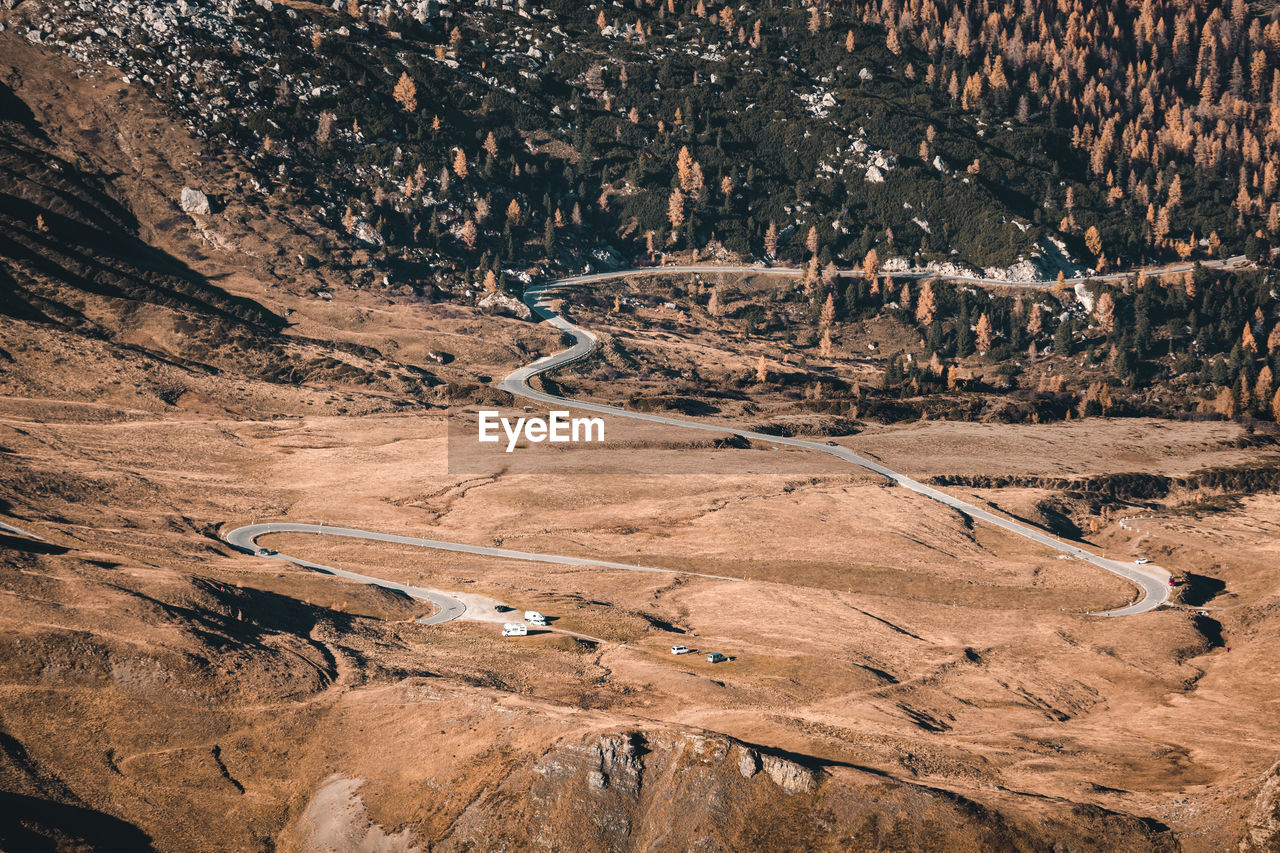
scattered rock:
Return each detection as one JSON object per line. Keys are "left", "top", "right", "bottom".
{"left": 179, "top": 186, "right": 210, "bottom": 215}
{"left": 353, "top": 219, "right": 384, "bottom": 247}
{"left": 477, "top": 291, "right": 533, "bottom": 320}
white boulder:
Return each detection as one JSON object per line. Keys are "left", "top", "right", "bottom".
{"left": 478, "top": 291, "right": 533, "bottom": 320}
{"left": 179, "top": 186, "right": 210, "bottom": 215}
{"left": 353, "top": 220, "right": 384, "bottom": 247}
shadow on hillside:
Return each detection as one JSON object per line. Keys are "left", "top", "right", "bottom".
{"left": 0, "top": 791, "right": 155, "bottom": 852}
{"left": 0, "top": 533, "right": 67, "bottom": 555}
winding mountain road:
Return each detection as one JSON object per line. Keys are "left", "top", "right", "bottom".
{"left": 500, "top": 272, "right": 1172, "bottom": 617}
{"left": 222, "top": 521, "right": 739, "bottom": 626}
{"left": 220, "top": 261, "right": 1183, "bottom": 622}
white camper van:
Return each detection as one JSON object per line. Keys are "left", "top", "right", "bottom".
{"left": 502, "top": 623, "right": 528, "bottom": 637}
{"left": 524, "top": 611, "right": 548, "bottom": 626}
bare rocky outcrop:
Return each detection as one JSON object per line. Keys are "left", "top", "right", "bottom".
{"left": 478, "top": 291, "right": 534, "bottom": 321}
{"left": 433, "top": 727, "right": 1175, "bottom": 852}
{"left": 760, "top": 753, "right": 816, "bottom": 794}
{"left": 735, "top": 745, "right": 760, "bottom": 779}
{"left": 353, "top": 219, "right": 385, "bottom": 248}
{"left": 1240, "top": 761, "right": 1280, "bottom": 852}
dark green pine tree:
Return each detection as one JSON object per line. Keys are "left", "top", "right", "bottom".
{"left": 955, "top": 305, "right": 973, "bottom": 357}
{"left": 544, "top": 217, "right": 557, "bottom": 260}
{"left": 1054, "top": 317, "right": 1072, "bottom": 356}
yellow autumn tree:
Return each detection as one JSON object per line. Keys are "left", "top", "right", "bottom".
{"left": 1096, "top": 291, "right": 1116, "bottom": 333}
{"left": 667, "top": 188, "right": 686, "bottom": 229}
{"left": 820, "top": 291, "right": 836, "bottom": 328}
{"left": 1256, "top": 365, "right": 1274, "bottom": 410}
{"left": 1243, "top": 323, "right": 1258, "bottom": 353}
{"left": 862, "top": 248, "right": 879, "bottom": 280}
{"left": 886, "top": 26, "right": 902, "bottom": 55}
{"left": 1026, "top": 304, "right": 1043, "bottom": 337}
{"left": 1084, "top": 226, "right": 1103, "bottom": 257}
{"left": 976, "top": 313, "right": 993, "bottom": 354}
{"left": 459, "top": 219, "right": 477, "bottom": 250}
{"left": 393, "top": 72, "right": 417, "bottom": 112}
{"left": 763, "top": 221, "right": 778, "bottom": 257}
{"left": 915, "top": 280, "right": 936, "bottom": 326}
{"left": 676, "top": 146, "right": 696, "bottom": 192}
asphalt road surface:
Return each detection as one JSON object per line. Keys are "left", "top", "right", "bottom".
{"left": 223, "top": 522, "right": 739, "bottom": 626}
{"left": 500, "top": 275, "right": 1172, "bottom": 617}
{"left": 0, "top": 520, "right": 44, "bottom": 541}
{"left": 532, "top": 255, "right": 1253, "bottom": 291}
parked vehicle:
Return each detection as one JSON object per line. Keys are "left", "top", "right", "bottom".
{"left": 706, "top": 652, "right": 726, "bottom": 663}
{"left": 524, "top": 610, "right": 547, "bottom": 625}
{"left": 502, "top": 623, "right": 527, "bottom": 637}
{"left": 670, "top": 645, "right": 691, "bottom": 655}
{"left": 1135, "top": 557, "right": 1151, "bottom": 564}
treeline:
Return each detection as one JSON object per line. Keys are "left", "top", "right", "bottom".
{"left": 741, "top": 264, "right": 1280, "bottom": 422}
{"left": 154, "top": 0, "right": 1280, "bottom": 293}
{"left": 852, "top": 0, "right": 1280, "bottom": 265}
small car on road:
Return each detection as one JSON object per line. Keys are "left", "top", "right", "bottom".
{"left": 502, "top": 623, "right": 528, "bottom": 637}
{"left": 670, "top": 645, "right": 691, "bottom": 655}
{"left": 706, "top": 652, "right": 726, "bottom": 663}
{"left": 255, "top": 548, "right": 277, "bottom": 557}
{"left": 1134, "top": 557, "right": 1151, "bottom": 564}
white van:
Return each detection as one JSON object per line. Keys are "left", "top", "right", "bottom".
{"left": 524, "top": 611, "right": 547, "bottom": 625}
{"left": 502, "top": 623, "right": 528, "bottom": 637}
